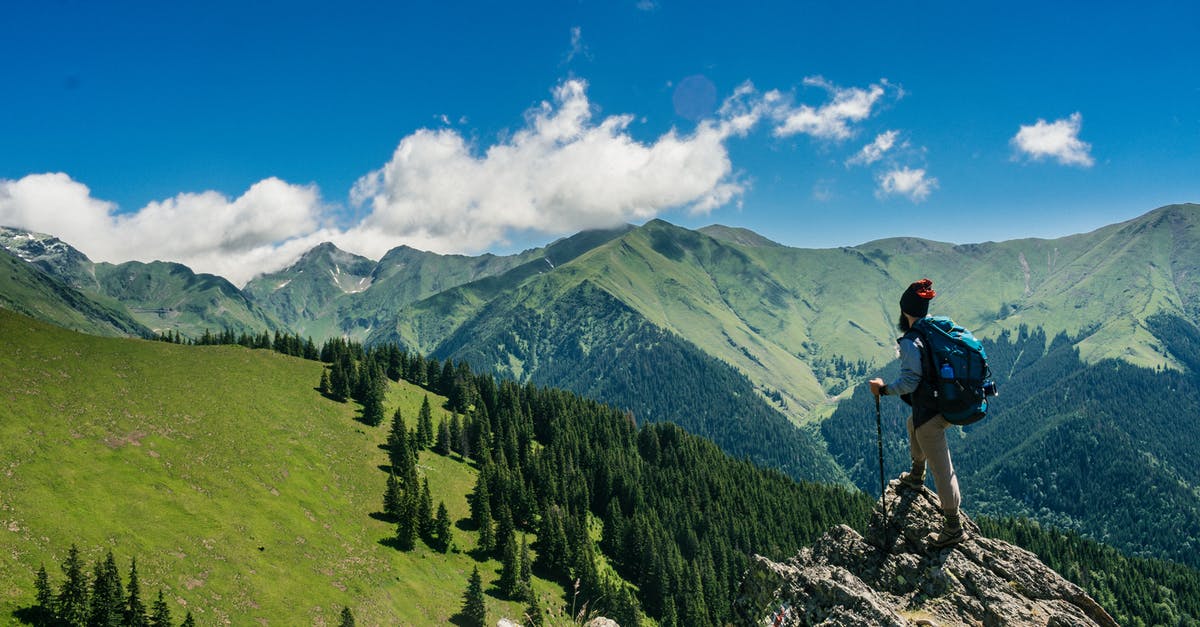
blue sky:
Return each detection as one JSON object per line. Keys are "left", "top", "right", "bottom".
{"left": 1, "top": 1, "right": 1197, "bottom": 284}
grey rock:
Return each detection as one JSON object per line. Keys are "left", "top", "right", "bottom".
{"left": 734, "top": 481, "right": 1118, "bottom": 627}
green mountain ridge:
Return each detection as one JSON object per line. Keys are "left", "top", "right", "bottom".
{"left": 244, "top": 227, "right": 634, "bottom": 342}
{"left": 0, "top": 245, "right": 152, "bottom": 338}
{"left": 0, "top": 226, "right": 284, "bottom": 338}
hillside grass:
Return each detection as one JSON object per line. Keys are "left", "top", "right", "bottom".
{"left": 0, "top": 309, "right": 562, "bottom": 625}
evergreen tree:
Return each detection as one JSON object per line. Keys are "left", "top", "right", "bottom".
{"left": 450, "top": 412, "right": 464, "bottom": 456}
{"left": 329, "top": 358, "right": 351, "bottom": 402}
{"left": 338, "top": 606, "right": 355, "bottom": 627}
{"left": 497, "top": 529, "right": 520, "bottom": 599}
{"left": 180, "top": 611, "right": 196, "bottom": 627}
{"left": 395, "top": 490, "right": 418, "bottom": 551}
{"left": 126, "top": 557, "right": 149, "bottom": 627}
{"left": 461, "top": 567, "right": 486, "bottom": 627}
{"left": 319, "top": 369, "right": 331, "bottom": 396}
{"left": 477, "top": 499, "right": 496, "bottom": 555}
{"left": 89, "top": 551, "right": 124, "bottom": 627}
{"left": 417, "top": 395, "right": 434, "bottom": 448}
{"left": 35, "top": 564, "right": 54, "bottom": 625}
{"left": 519, "top": 534, "right": 532, "bottom": 597}
{"left": 382, "top": 471, "right": 402, "bottom": 521}
{"left": 434, "top": 501, "right": 453, "bottom": 553}
{"left": 418, "top": 478, "right": 434, "bottom": 541}
{"left": 150, "top": 590, "right": 172, "bottom": 627}
{"left": 435, "top": 416, "right": 452, "bottom": 455}
{"left": 494, "top": 502, "right": 515, "bottom": 560}
{"left": 387, "top": 408, "right": 406, "bottom": 455}
{"left": 57, "top": 544, "right": 89, "bottom": 627}
{"left": 523, "top": 593, "right": 545, "bottom": 627}
{"left": 360, "top": 362, "right": 387, "bottom": 426}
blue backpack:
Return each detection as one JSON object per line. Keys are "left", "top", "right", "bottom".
{"left": 911, "top": 317, "right": 997, "bottom": 425}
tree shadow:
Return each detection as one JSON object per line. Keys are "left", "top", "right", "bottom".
{"left": 455, "top": 517, "right": 478, "bottom": 532}
{"left": 369, "top": 511, "right": 395, "bottom": 524}
{"left": 377, "top": 536, "right": 405, "bottom": 551}
{"left": 10, "top": 607, "right": 38, "bottom": 625}
{"left": 447, "top": 612, "right": 474, "bottom": 627}
{"left": 377, "top": 464, "right": 393, "bottom": 474}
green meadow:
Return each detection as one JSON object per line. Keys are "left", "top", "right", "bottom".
{"left": 0, "top": 309, "right": 563, "bottom": 624}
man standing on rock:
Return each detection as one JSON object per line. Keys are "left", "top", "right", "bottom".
{"left": 868, "top": 278, "right": 965, "bottom": 548}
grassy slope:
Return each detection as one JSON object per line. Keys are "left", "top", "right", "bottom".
{"left": 0, "top": 309, "right": 561, "bottom": 625}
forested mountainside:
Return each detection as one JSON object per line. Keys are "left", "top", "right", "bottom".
{"left": 5, "top": 307, "right": 1198, "bottom": 625}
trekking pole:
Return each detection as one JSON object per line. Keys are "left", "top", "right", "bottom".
{"left": 875, "top": 394, "right": 887, "bottom": 522}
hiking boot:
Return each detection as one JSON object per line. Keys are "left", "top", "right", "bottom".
{"left": 898, "top": 462, "right": 925, "bottom": 490}
{"left": 898, "top": 471, "right": 925, "bottom": 490}
{"left": 929, "top": 512, "right": 966, "bottom": 548}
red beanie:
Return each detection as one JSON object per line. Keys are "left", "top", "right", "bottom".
{"left": 900, "top": 278, "right": 936, "bottom": 317}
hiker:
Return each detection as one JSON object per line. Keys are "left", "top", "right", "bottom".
{"left": 868, "top": 278, "right": 965, "bottom": 548}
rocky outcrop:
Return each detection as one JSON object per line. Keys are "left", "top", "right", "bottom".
{"left": 734, "top": 481, "right": 1117, "bottom": 626}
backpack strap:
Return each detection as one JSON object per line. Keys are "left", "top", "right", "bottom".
{"left": 902, "top": 324, "right": 940, "bottom": 425}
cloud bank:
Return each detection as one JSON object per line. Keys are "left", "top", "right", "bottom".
{"left": 1, "top": 76, "right": 909, "bottom": 285}
{"left": 1011, "top": 112, "right": 1094, "bottom": 167}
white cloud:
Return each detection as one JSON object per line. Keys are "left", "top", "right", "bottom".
{"left": 876, "top": 167, "right": 937, "bottom": 202}
{"left": 1011, "top": 112, "right": 1094, "bottom": 167}
{"left": 0, "top": 173, "right": 326, "bottom": 286}
{"left": 347, "top": 78, "right": 746, "bottom": 256}
{"left": 847, "top": 130, "right": 900, "bottom": 166}
{"left": 771, "top": 76, "right": 888, "bottom": 140}
{"left": 636, "top": 0, "right": 658, "bottom": 10}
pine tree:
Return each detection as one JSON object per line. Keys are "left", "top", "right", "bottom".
{"left": 461, "top": 566, "right": 486, "bottom": 627}
{"left": 497, "top": 530, "right": 520, "bottom": 599}
{"left": 417, "top": 395, "right": 434, "bottom": 448}
{"left": 494, "top": 502, "right": 515, "bottom": 560}
{"left": 318, "top": 368, "right": 331, "bottom": 396}
{"left": 523, "top": 593, "right": 545, "bottom": 627}
{"left": 34, "top": 564, "right": 54, "bottom": 624}
{"left": 476, "top": 498, "right": 495, "bottom": 555}
{"left": 150, "top": 589, "right": 172, "bottom": 627}
{"left": 57, "top": 544, "right": 89, "bottom": 627}
{"left": 518, "top": 534, "right": 532, "bottom": 596}
{"left": 90, "top": 550, "right": 125, "bottom": 627}
{"left": 435, "top": 416, "right": 451, "bottom": 455}
{"left": 434, "top": 501, "right": 453, "bottom": 553}
{"left": 361, "top": 362, "right": 387, "bottom": 426}
{"left": 126, "top": 556, "right": 149, "bottom": 627}
{"left": 387, "top": 408, "right": 406, "bottom": 455}
{"left": 338, "top": 606, "right": 355, "bottom": 627}
{"left": 383, "top": 471, "right": 402, "bottom": 521}
{"left": 450, "top": 412, "right": 464, "bottom": 456}
{"left": 418, "top": 478, "right": 434, "bottom": 541}
{"left": 395, "top": 490, "right": 418, "bottom": 551}
{"left": 180, "top": 610, "right": 196, "bottom": 627}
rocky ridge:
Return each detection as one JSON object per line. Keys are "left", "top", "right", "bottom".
{"left": 735, "top": 482, "right": 1118, "bottom": 626}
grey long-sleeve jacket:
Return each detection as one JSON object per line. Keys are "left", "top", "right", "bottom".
{"left": 882, "top": 332, "right": 938, "bottom": 428}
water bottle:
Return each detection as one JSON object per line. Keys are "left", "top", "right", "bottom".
{"left": 939, "top": 362, "right": 957, "bottom": 403}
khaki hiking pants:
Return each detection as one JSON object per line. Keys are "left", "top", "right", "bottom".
{"left": 907, "top": 414, "right": 961, "bottom": 516}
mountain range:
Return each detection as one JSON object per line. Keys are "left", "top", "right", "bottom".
{"left": 4, "top": 204, "right": 1200, "bottom": 560}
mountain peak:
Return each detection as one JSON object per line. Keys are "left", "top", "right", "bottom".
{"left": 735, "top": 482, "right": 1117, "bottom": 626}
{"left": 699, "top": 224, "right": 783, "bottom": 247}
